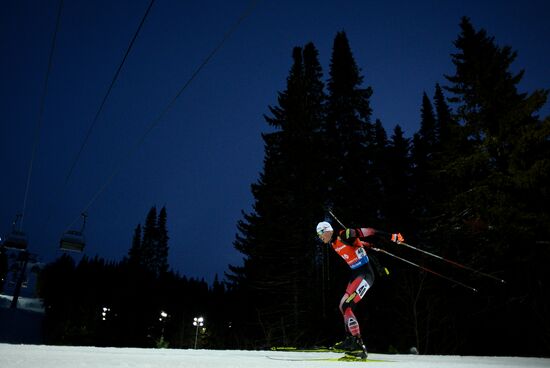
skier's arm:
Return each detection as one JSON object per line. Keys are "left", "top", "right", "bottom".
{"left": 341, "top": 228, "right": 405, "bottom": 243}
{"left": 340, "top": 228, "right": 376, "bottom": 240}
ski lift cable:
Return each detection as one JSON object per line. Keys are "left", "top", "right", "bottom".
{"left": 37, "top": 0, "right": 155, "bottom": 250}
{"left": 63, "top": 0, "right": 156, "bottom": 186}
{"left": 19, "top": 0, "right": 64, "bottom": 230}
{"left": 64, "top": 0, "right": 259, "bottom": 232}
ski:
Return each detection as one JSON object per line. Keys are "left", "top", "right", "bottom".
{"left": 268, "top": 346, "right": 387, "bottom": 362}
{"left": 266, "top": 355, "right": 387, "bottom": 362}
{"left": 344, "top": 349, "right": 368, "bottom": 361}
{"left": 270, "top": 346, "right": 343, "bottom": 353}
{"left": 266, "top": 355, "right": 332, "bottom": 361}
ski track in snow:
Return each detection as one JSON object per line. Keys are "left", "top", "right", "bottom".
{"left": 1, "top": 344, "right": 549, "bottom": 368}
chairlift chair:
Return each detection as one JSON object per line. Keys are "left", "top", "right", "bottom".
{"left": 3, "top": 215, "right": 28, "bottom": 251}
{"left": 3, "top": 230, "right": 29, "bottom": 250}
{"left": 59, "top": 230, "right": 85, "bottom": 252}
{"left": 59, "top": 213, "right": 87, "bottom": 253}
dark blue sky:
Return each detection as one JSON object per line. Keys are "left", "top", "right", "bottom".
{"left": 1, "top": 0, "right": 549, "bottom": 283}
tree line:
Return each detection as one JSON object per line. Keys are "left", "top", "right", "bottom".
{"left": 34, "top": 17, "right": 549, "bottom": 356}
{"left": 228, "top": 17, "right": 549, "bottom": 356}
{"left": 37, "top": 206, "right": 237, "bottom": 349}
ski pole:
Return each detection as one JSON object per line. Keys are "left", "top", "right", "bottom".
{"left": 372, "top": 247, "right": 478, "bottom": 292}
{"left": 396, "top": 241, "right": 506, "bottom": 284}
{"left": 328, "top": 210, "right": 346, "bottom": 228}
{"left": 328, "top": 210, "right": 478, "bottom": 292}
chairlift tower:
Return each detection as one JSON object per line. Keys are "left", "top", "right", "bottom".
{"left": 9, "top": 250, "right": 37, "bottom": 309}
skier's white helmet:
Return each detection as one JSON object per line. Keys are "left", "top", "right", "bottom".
{"left": 316, "top": 221, "right": 333, "bottom": 236}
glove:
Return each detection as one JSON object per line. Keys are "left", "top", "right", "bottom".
{"left": 391, "top": 233, "right": 404, "bottom": 243}
{"left": 360, "top": 240, "right": 373, "bottom": 249}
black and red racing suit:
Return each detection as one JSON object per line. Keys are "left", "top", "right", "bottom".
{"left": 331, "top": 228, "right": 380, "bottom": 338}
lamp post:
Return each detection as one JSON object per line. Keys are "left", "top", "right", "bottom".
{"left": 192, "top": 316, "right": 204, "bottom": 349}
{"left": 159, "top": 311, "right": 168, "bottom": 341}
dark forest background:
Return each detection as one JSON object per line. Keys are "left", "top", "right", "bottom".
{"left": 2, "top": 17, "right": 548, "bottom": 356}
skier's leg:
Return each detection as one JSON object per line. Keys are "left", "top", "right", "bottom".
{"left": 339, "top": 275, "right": 371, "bottom": 337}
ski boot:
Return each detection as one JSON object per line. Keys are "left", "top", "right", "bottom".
{"left": 342, "top": 336, "right": 368, "bottom": 360}
{"left": 333, "top": 335, "right": 356, "bottom": 351}
{"left": 334, "top": 335, "right": 368, "bottom": 358}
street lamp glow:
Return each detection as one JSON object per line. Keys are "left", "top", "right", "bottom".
{"left": 193, "top": 316, "right": 205, "bottom": 349}
{"left": 101, "top": 307, "right": 110, "bottom": 321}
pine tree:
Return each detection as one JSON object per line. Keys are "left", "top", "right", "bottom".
{"left": 128, "top": 224, "right": 142, "bottom": 266}
{"left": 433, "top": 83, "right": 459, "bottom": 152}
{"left": 425, "top": 84, "right": 464, "bottom": 235}
{"left": 412, "top": 93, "right": 437, "bottom": 167}
{"left": 127, "top": 206, "right": 169, "bottom": 278}
{"left": 325, "top": 31, "right": 376, "bottom": 224}
{"left": 410, "top": 92, "right": 440, "bottom": 222}
{"left": 230, "top": 43, "right": 328, "bottom": 346}
{"left": 438, "top": 16, "right": 550, "bottom": 355}
{"left": 141, "top": 206, "right": 158, "bottom": 275}
{"left": 384, "top": 125, "right": 413, "bottom": 231}
{"left": 444, "top": 17, "right": 549, "bottom": 251}
{"left": 156, "top": 206, "right": 169, "bottom": 275}
{"left": 369, "top": 119, "right": 389, "bottom": 225}
{"left": 419, "top": 92, "right": 437, "bottom": 150}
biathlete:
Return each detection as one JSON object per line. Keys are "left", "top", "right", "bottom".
{"left": 316, "top": 221, "right": 404, "bottom": 358}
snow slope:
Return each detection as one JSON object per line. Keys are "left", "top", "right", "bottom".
{"left": 1, "top": 344, "right": 548, "bottom": 368}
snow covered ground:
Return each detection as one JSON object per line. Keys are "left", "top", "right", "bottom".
{"left": 1, "top": 343, "right": 548, "bottom": 368}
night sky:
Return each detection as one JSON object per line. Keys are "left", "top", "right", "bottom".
{"left": 1, "top": 0, "right": 549, "bottom": 283}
